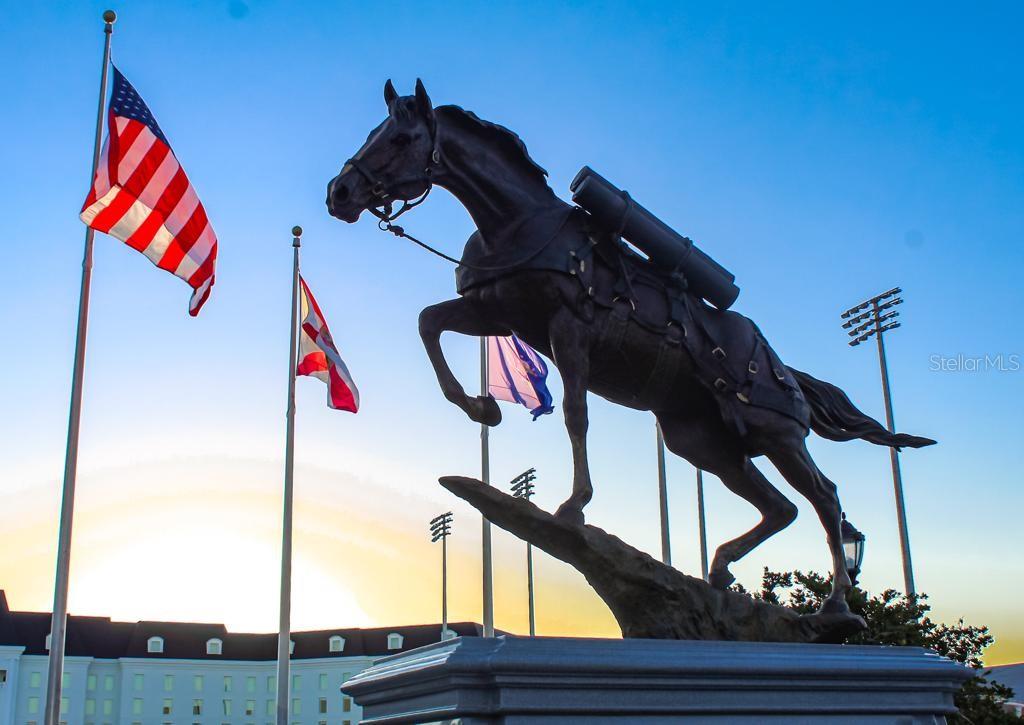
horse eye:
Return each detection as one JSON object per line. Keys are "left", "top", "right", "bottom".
{"left": 392, "top": 133, "right": 412, "bottom": 147}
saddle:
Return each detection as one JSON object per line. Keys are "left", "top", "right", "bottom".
{"left": 455, "top": 206, "right": 810, "bottom": 433}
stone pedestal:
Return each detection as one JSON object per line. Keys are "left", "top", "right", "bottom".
{"left": 342, "top": 636, "right": 970, "bottom": 724}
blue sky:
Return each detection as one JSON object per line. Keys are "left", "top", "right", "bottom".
{"left": 1, "top": 1, "right": 1021, "bottom": 663}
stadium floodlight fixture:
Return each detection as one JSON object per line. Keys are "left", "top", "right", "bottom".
{"left": 430, "top": 512, "right": 453, "bottom": 543}
{"left": 510, "top": 468, "right": 537, "bottom": 500}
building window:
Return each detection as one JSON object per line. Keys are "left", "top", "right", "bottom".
{"left": 318, "top": 697, "right": 328, "bottom": 714}
{"left": 318, "top": 673, "right": 328, "bottom": 690}
{"left": 343, "top": 696, "right": 352, "bottom": 712}
{"left": 147, "top": 636, "right": 164, "bottom": 653}
{"left": 87, "top": 674, "right": 97, "bottom": 691}
{"left": 292, "top": 698, "right": 302, "bottom": 715}
{"left": 194, "top": 675, "right": 204, "bottom": 692}
{"left": 246, "top": 675, "right": 256, "bottom": 693}
{"left": 266, "top": 675, "right": 276, "bottom": 693}
{"left": 289, "top": 640, "right": 296, "bottom": 655}
{"left": 164, "top": 674, "right": 174, "bottom": 691}
{"left": 222, "top": 698, "right": 232, "bottom": 716}
{"left": 0, "top": 668, "right": 6, "bottom": 684}
{"left": 29, "top": 671, "right": 42, "bottom": 688}
{"left": 102, "top": 699, "right": 113, "bottom": 715}
{"left": 45, "top": 634, "right": 52, "bottom": 650}
{"left": 342, "top": 671, "right": 351, "bottom": 681}
{"left": 132, "top": 698, "right": 143, "bottom": 715}
{"left": 193, "top": 699, "right": 203, "bottom": 716}
{"left": 292, "top": 674, "right": 301, "bottom": 691}
{"left": 265, "top": 699, "right": 275, "bottom": 716}
{"left": 28, "top": 696, "right": 40, "bottom": 714}
{"left": 387, "top": 633, "right": 404, "bottom": 650}
{"left": 60, "top": 697, "right": 69, "bottom": 714}
{"left": 245, "top": 700, "right": 256, "bottom": 716}
{"left": 133, "top": 673, "right": 144, "bottom": 691}
{"left": 85, "top": 699, "right": 96, "bottom": 715}
{"left": 329, "top": 635, "right": 345, "bottom": 653}
{"left": 162, "top": 698, "right": 173, "bottom": 715}
{"left": 206, "top": 638, "right": 223, "bottom": 655}
{"left": 104, "top": 674, "right": 114, "bottom": 691}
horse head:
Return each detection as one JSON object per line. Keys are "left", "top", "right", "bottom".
{"left": 326, "top": 79, "right": 439, "bottom": 223}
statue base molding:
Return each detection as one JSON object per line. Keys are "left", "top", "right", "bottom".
{"left": 342, "top": 636, "right": 969, "bottom": 724}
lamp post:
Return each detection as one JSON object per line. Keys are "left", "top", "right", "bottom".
{"left": 840, "top": 513, "right": 866, "bottom": 587}
{"left": 430, "top": 512, "right": 454, "bottom": 641}
{"left": 511, "top": 468, "right": 538, "bottom": 636}
{"left": 842, "top": 286, "right": 915, "bottom": 596}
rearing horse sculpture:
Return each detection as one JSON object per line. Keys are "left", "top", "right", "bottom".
{"left": 326, "top": 80, "right": 934, "bottom": 615}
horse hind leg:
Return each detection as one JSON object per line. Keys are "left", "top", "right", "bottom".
{"left": 548, "top": 308, "right": 593, "bottom": 525}
{"left": 657, "top": 412, "right": 798, "bottom": 589}
{"left": 767, "top": 442, "right": 853, "bottom": 612}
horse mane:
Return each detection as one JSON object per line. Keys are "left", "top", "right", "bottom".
{"left": 436, "top": 105, "right": 549, "bottom": 184}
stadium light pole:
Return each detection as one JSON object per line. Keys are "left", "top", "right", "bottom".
{"left": 510, "top": 468, "right": 538, "bottom": 636}
{"left": 842, "top": 286, "right": 915, "bottom": 596}
{"left": 430, "top": 512, "right": 454, "bottom": 641}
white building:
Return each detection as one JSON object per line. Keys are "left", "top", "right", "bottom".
{"left": 0, "top": 590, "right": 477, "bottom": 725}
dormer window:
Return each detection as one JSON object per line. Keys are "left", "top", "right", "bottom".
{"left": 386, "top": 633, "right": 403, "bottom": 650}
{"left": 147, "top": 636, "right": 164, "bottom": 654}
{"left": 328, "top": 635, "right": 345, "bottom": 653}
{"left": 45, "top": 634, "right": 52, "bottom": 651}
{"left": 289, "top": 640, "right": 295, "bottom": 655}
{"left": 206, "top": 638, "right": 222, "bottom": 655}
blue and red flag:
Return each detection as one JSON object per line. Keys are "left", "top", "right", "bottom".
{"left": 487, "top": 335, "right": 554, "bottom": 420}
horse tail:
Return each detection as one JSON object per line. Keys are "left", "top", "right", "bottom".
{"left": 788, "top": 367, "right": 936, "bottom": 449}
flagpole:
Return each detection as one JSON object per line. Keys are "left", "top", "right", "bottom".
{"left": 44, "top": 12, "right": 115, "bottom": 725}
{"left": 696, "top": 469, "right": 709, "bottom": 582}
{"left": 276, "top": 226, "right": 302, "bottom": 725}
{"left": 480, "top": 337, "right": 495, "bottom": 637}
{"left": 655, "top": 422, "right": 671, "bottom": 566}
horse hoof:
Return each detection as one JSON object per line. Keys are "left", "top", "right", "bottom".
{"left": 708, "top": 569, "right": 736, "bottom": 591}
{"left": 554, "top": 502, "right": 585, "bottom": 526}
{"left": 818, "top": 596, "right": 853, "bottom": 616}
{"left": 468, "top": 395, "right": 501, "bottom": 426}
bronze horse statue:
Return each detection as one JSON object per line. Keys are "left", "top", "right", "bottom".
{"left": 326, "top": 80, "right": 934, "bottom": 615}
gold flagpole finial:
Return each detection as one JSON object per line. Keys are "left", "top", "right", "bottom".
{"left": 102, "top": 9, "right": 116, "bottom": 24}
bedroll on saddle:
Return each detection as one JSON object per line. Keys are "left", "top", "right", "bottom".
{"left": 570, "top": 166, "right": 740, "bottom": 310}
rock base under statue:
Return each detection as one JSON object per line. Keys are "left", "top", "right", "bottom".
{"left": 342, "top": 636, "right": 970, "bottom": 724}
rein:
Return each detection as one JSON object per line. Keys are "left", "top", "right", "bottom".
{"left": 377, "top": 206, "right": 576, "bottom": 273}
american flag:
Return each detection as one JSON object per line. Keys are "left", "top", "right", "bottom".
{"left": 80, "top": 66, "right": 217, "bottom": 316}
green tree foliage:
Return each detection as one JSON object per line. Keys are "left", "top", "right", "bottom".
{"left": 740, "top": 569, "right": 1018, "bottom": 724}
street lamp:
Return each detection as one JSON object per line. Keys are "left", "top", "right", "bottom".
{"left": 840, "top": 513, "right": 866, "bottom": 587}
{"left": 841, "top": 286, "right": 915, "bottom": 596}
{"left": 510, "top": 468, "right": 537, "bottom": 636}
{"left": 430, "top": 512, "right": 453, "bottom": 641}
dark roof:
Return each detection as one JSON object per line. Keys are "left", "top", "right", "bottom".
{"left": 0, "top": 590, "right": 482, "bottom": 660}
{"left": 989, "top": 663, "right": 1024, "bottom": 700}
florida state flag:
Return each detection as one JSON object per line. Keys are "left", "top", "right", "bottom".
{"left": 296, "top": 276, "right": 359, "bottom": 413}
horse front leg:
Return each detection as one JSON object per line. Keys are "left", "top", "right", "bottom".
{"left": 548, "top": 309, "right": 593, "bottom": 525}
{"left": 418, "top": 298, "right": 510, "bottom": 426}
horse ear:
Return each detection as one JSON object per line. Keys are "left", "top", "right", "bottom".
{"left": 414, "top": 78, "right": 435, "bottom": 132}
{"left": 384, "top": 79, "right": 398, "bottom": 109}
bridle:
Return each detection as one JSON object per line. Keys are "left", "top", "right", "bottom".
{"left": 343, "top": 128, "right": 442, "bottom": 228}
